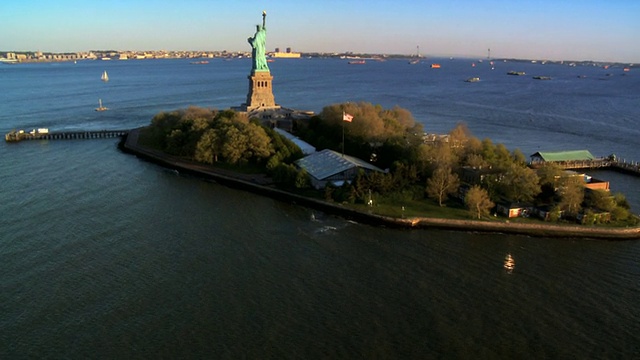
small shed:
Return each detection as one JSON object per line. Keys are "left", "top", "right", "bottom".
{"left": 496, "top": 202, "right": 531, "bottom": 218}
{"left": 295, "top": 149, "right": 384, "bottom": 189}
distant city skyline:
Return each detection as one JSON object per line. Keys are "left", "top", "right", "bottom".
{"left": 2, "top": 0, "right": 639, "bottom": 63}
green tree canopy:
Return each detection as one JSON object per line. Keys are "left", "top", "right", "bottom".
{"left": 426, "top": 165, "right": 460, "bottom": 207}
{"left": 465, "top": 186, "right": 495, "bottom": 219}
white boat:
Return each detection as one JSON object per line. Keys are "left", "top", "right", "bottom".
{"left": 101, "top": 70, "right": 109, "bottom": 82}
{"left": 0, "top": 58, "right": 18, "bottom": 64}
{"left": 95, "top": 99, "right": 108, "bottom": 111}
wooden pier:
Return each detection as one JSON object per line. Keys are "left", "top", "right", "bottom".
{"left": 530, "top": 158, "right": 640, "bottom": 177}
{"left": 5, "top": 129, "right": 129, "bottom": 142}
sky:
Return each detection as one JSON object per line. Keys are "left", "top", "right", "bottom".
{"left": 1, "top": 0, "right": 639, "bottom": 63}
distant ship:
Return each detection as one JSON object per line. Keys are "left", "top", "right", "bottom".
{"left": 532, "top": 76, "right": 552, "bottom": 80}
{"left": 465, "top": 77, "right": 480, "bottom": 82}
{"left": 270, "top": 52, "right": 301, "bottom": 59}
{"left": 348, "top": 60, "right": 366, "bottom": 65}
{"left": 101, "top": 70, "right": 109, "bottom": 82}
{"left": 0, "top": 58, "right": 18, "bottom": 64}
{"left": 507, "top": 71, "right": 526, "bottom": 76}
{"left": 430, "top": 63, "right": 441, "bottom": 69}
{"left": 95, "top": 99, "right": 108, "bottom": 112}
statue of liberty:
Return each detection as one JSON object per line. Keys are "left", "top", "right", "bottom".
{"left": 248, "top": 11, "right": 269, "bottom": 72}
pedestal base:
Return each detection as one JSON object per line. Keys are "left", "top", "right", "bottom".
{"left": 244, "top": 71, "right": 277, "bottom": 111}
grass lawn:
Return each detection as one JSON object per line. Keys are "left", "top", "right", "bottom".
{"left": 347, "top": 198, "right": 475, "bottom": 220}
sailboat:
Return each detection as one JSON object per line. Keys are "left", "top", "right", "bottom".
{"left": 409, "top": 45, "right": 421, "bottom": 64}
{"left": 95, "top": 99, "right": 108, "bottom": 112}
{"left": 101, "top": 70, "right": 109, "bottom": 82}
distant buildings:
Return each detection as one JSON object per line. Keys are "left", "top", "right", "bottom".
{"left": 0, "top": 50, "right": 245, "bottom": 63}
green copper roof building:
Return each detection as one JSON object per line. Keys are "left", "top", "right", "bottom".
{"left": 530, "top": 150, "right": 595, "bottom": 162}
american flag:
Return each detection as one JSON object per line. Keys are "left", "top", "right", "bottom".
{"left": 342, "top": 112, "right": 353, "bottom": 122}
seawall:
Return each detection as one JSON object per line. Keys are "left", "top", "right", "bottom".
{"left": 120, "top": 128, "right": 640, "bottom": 240}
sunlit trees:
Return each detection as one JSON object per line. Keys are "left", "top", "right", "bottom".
{"left": 426, "top": 165, "right": 460, "bottom": 206}
{"left": 298, "top": 102, "right": 424, "bottom": 169}
{"left": 465, "top": 185, "right": 494, "bottom": 219}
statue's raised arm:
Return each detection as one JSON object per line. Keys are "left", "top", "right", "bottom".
{"left": 248, "top": 11, "right": 269, "bottom": 72}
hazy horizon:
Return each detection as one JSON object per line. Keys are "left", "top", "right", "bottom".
{"left": 2, "top": 0, "right": 639, "bottom": 63}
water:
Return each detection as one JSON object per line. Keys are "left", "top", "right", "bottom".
{"left": 1, "top": 58, "right": 639, "bottom": 358}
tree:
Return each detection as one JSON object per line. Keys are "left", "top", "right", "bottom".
{"left": 557, "top": 176, "right": 584, "bottom": 216}
{"left": 195, "top": 129, "right": 222, "bottom": 164}
{"left": 243, "top": 123, "right": 274, "bottom": 162}
{"left": 465, "top": 185, "right": 494, "bottom": 219}
{"left": 426, "top": 165, "right": 460, "bottom": 206}
{"left": 220, "top": 125, "right": 247, "bottom": 164}
{"left": 537, "top": 162, "right": 563, "bottom": 189}
{"left": 587, "top": 189, "right": 616, "bottom": 212}
{"left": 295, "top": 169, "right": 310, "bottom": 189}
{"left": 500, "top": 163, "right": 541, "bottom": 203}
{"left": 512, "top": 149, "right": 527, "bottom": 165}
{"left": 481, "top": 138, "right": 497, "bottom": 166}
{"left": 492, "top": 143, "right": 513, "bottom": 170}
{"left": 430, "top": 141, "right": 457, "bottom": 169}
{"left": 465, "top": 153, "right": 489, "bottom": 169}
{"left": 448, "top": 122, "right": 471, "bottom": 149}
{"left": 613, "top": 192, "right": 631, "bottom": 210}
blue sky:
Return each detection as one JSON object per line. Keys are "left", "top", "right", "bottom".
{"left": 1, "top": 0, "right": 638, "bottom": 62}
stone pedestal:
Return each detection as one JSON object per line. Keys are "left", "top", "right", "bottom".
{"left": 243, "top": 71, "right": 279, "bottom": 111}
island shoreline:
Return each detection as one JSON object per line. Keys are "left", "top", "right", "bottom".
{"left": 120, "top": 128, "right": 640, "bottom": 240}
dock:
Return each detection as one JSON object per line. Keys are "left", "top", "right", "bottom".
{"left": 5, "top": 129, "right": 129, "bottom": 142}
{"left": 530, "top": 158, "right": 640, "bottom": 177}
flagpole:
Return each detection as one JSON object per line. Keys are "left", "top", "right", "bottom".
{"left": 342, "top": 112, "right": 345, "bottom": 157}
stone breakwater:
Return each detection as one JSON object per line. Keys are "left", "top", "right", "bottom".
{"left": 120, "top": 128, "right": 640, "bottom": 240}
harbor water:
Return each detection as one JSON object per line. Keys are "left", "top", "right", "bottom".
{"left": 1, "top": 58, "right": 639, "bottom": 358}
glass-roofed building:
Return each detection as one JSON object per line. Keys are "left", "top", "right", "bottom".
{"left": 295, "top": 149, "right": 385, "bottom": 189}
